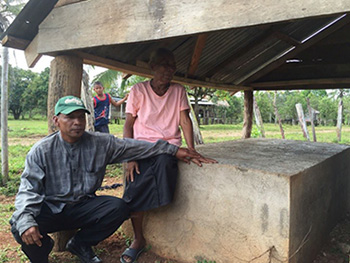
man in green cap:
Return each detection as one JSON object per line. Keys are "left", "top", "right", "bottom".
{"left": 10, "top": 96, "right": 215, "bottom": 263}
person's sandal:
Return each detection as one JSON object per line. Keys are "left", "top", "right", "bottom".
{"left": 120, "top": 247, "right": 145, "bottom": 263}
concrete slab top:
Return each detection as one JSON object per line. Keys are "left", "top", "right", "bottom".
{"left": 195, "top": 138, "right": 350, "bottom": 176}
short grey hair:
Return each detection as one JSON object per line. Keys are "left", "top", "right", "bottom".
{"left": 149, "top": 48, "right": 175, "bottom": 67}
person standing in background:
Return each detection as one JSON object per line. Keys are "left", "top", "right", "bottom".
{"left": 93, "top": 81, "right": 128, "bottom": 133}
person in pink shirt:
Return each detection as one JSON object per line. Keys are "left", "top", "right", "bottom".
{"left": 121, "top": 48, "right": 217, "bottom": 263}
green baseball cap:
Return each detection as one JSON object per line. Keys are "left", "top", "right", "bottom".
{"left": 55, "top": 96, "right": 90, "bottom": 115}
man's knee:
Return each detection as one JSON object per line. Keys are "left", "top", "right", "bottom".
{"left": 105, "top": 196, "right": 130, "bottom": 220}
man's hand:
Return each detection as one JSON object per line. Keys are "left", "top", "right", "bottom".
{"left": 21, "top": 226, "right": 43, "bottom": 246}
{"left": 126, "top": 161, "right": 140, "bottom": 182}
{"left": 175, "top": 148, "right": 218, "bottom": 167}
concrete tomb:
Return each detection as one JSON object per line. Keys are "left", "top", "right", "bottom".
{"left": 126, "top": 139, "right": 350, "bottom": 263}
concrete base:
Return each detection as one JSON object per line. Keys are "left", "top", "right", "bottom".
{"left": 123, "top": 139, "right": 350, "bottom": 263}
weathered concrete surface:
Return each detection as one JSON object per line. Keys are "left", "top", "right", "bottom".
{"left": 123, "top": 139, "right": 350, "bottom": 263}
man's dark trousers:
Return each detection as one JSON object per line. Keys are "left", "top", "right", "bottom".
{"left": 11, "top": 195, "right": 130, "bottom": 263}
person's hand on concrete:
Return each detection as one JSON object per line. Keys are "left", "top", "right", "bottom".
{"left": 176, "top": 148, "right": 217, "bottom": 166}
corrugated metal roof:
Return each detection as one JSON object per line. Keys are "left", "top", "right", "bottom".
{"left": 2, "top": 0, "right": 350, "bottom": 90}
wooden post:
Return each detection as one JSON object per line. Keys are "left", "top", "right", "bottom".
{"left": 47, "top": 55, "right": 83, "bottom": 132}
{"left": 47, "top": 55, "right": 83, "bottom": 251}
{"left": 242, "top": 90, "right": 253, "bottom": 139}
{"left": 253, "top": 96, "right": 265, "bottom": 138}
{"left": 306, "top": 98, "right": 317, "bottom": 142}
{"left": 295, "top": 103, "right": 310, "bottom": 141}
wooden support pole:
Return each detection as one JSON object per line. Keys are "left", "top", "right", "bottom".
{"left": 47, "top": 55, "right": 83, "bottom": 251}
{"left": 242, "top": 90, "right": 253, "bottom": 139}
{"left": 47, "top": 55, "right": 83, "bottom": 133}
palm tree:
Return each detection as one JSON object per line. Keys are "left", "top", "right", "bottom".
{"left": 92, "top": 69, "right": 147, "bottom": 97}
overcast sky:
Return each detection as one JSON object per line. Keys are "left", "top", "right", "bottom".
{"left": 7, "top": 47, "right": 107, "bottom": 80}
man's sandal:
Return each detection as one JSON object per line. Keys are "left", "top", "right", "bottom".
{"left": 120, "top": 247, "right": 145, "bottom": 263}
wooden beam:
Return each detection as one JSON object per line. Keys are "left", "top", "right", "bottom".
{"left": 37, "top": 0, "right": 350, "bottom": 54}
{"left": 241, "top": 14, "right": 350, "bottom": 85}
{"left": 55, "top": 0, "right": 86, "bottom": 7}
{"left": 74, "top": 51, "right": 250, "bottom": 92}
{"left": 1, "top": 35, "right": 30, "bottom": 50}
{"left": 187, "top": 34, "right": 208, "bottom": 77}
{"left": 24, "top": 34, "right": 42, "bottom": 68}
{"left": 272, "top": 30, "right": 301, "bottom": 46}
{"left": 251, "top": 78, "right": 350, "bottom": 90}
{"left": 122, "top": 73, "right": 132, "bottom": 80}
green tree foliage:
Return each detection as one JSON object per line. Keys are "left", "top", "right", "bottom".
{"left": 92, "top": 69, "right": 147, "bottom": 97}
{"left": 8, "top": 66, "right": 36, "bottom": 119}
{"left": 23, "top": 67, "right": 50, "bottom": 117}
{"left": 7, "top": 66, "right": 49, "bottom": 119}
{"left": 254, "top": 91, "right": 274, "bottom": 122}
{"left": 211, "top": 90, "right": 243, "bottom": 123}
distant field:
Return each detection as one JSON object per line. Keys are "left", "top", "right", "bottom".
{"left": 6, "top": 119, "right": 350, "bottom": 145}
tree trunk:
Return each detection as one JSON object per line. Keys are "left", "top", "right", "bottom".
{"left": 47, "top": 55, "right": 83, "bottom": 133}
{"left": 242, "top": 90, "right": 253, "bottom": 139}
{"left": 336, "top": 91, "right": 343, "bottom": 142}
{"left": 295, "top": 103, "right": 310, "bottom": 141}
{"left": 81, "top": 70, "right": 94, "bottom": 131}
{"left": 306, "top": 98, "right": 317, "bottom": 142}
{"left": 187, "top": 95, "right": 203, "bottom": 145}
{"left": 273, "top": 91, "right": 285, "bottom": 139}
{"left": 1, "top": 46, "right": 9, "bottom": 185}
{"left": 253, "top": 96, "right": 265, "bottom": 138}
{"left": 47, "top": 55, "right": 83, "bottom": 251}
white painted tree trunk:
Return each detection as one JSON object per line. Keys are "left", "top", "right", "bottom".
{"left": 253, "top": 96, "right": 265, "bottom": 138}
{"left": 295, "top": 103, "right": 310, "bottom": 141}
{"left": 187, "top": 94, "right": 203, "bottom": 145}
{"left": 273, "top": 91, "right": 285, "bottom": 139}
{"left": 81, "top": 70, "right": 94, "bottom": 131}
{"left": 1, "top": 46, "right": 9, "bottom": 185}
{"left": 336, "top": 92, "right": 343, "bottom": 142}
{"left": 307, "top": 98, "right": 317, "bottom": 142}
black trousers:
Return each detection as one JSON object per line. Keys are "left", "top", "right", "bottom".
{"left": 12, "top": 195, "right": 129, "bottom": 263}
{"left": 123, "top": 154, "right": 178, "bottom": 212}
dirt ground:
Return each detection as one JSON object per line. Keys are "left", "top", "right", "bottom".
{"left": 2, "top": 177, "right": 350, "bottom": 263}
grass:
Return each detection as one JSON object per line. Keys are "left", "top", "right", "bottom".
{"left": 1, "top": 119, "right": 350, "bottom": 196}
{"left": 0, "top": 204, "right": 15, "bottom": 231}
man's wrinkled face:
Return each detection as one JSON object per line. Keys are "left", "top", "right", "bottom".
{"left": 53, "top": 110, "right": 86, "bottom": 143}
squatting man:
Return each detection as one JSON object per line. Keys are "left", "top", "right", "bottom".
{"left": 9, "top": 95, "right": 216, "bottom": 263}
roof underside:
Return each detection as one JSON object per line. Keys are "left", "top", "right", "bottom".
{"left": 2, "top": 0, "right": 350, "bottom": 91}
